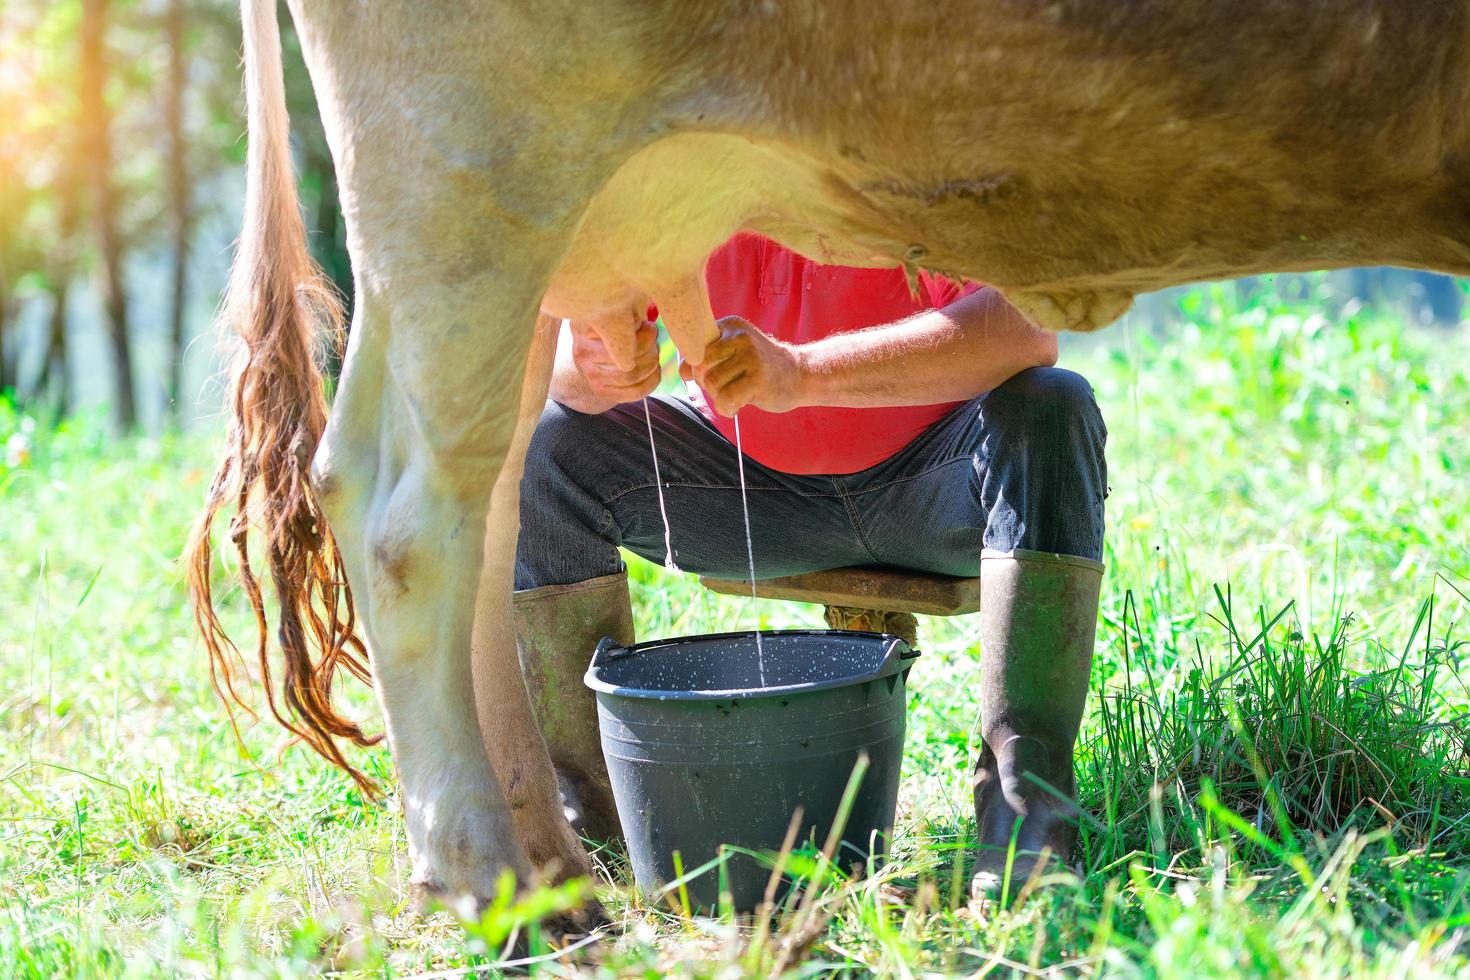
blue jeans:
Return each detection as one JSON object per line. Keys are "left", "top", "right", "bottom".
{"left": 515, "top": 367, "right": 1107, "bottom": 590}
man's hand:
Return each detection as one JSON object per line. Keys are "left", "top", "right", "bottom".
{"left": 680, "top": 316, "right": 805, "bottom": 416}
{"left": 551, "top": 318, "right": 661, "bottom": 413}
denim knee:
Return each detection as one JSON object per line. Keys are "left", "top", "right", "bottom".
{"left": 523, "top": 401, "right": 588, "bottom": 488}
{"left": 984, "top": 367, "right": 1103, "bottom": 442}
{"left": 975, "top": 367, "right": 1107, "bottom": 560}
{"left": 515, "top": 401, "right": 624, "bottom": 589}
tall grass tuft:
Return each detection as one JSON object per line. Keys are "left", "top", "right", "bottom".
{"left": 1085, "top": 587, "right": 1470, "bottom": 871}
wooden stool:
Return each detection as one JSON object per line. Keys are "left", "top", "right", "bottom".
{"left": 699, "top": 566, "right": 981, "bottom": 649}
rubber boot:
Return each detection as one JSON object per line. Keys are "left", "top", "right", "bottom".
{"left": 971, "top": 548, "right": 1103, "bottom": 901}
{"left": 513, "top": 571, "right": 633, "bottom": 842}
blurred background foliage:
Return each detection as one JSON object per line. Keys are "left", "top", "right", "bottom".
{"left": 0, "top": 0, "right": 1468, "bottom": 436}
{"left": 0, "top": 0, "right": 347, "bottom": 432}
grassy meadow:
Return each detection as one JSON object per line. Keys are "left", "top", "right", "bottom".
{"left": 2, "top": 283, "right": 1469, "bottom": 977}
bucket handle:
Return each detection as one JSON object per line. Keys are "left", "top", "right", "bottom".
{"left": 591, "top": 635, "right": 631, "bottom": 669}
{"left": 881, "top": 637, "right": 921, "bottom": 677}
{"left": 585, "top": 636, "right": 633, "bottom": 693}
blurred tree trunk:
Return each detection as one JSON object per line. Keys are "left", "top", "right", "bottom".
{"left": 80, "top": 0, "right": 137, "bottom": 430}
{"left": 165, "top": 0, "right": 191, "bottom": 421}
{"left": 37, "top": 185, "right": 77, "bottom": 416}
{"left": 35, "top": 97, "right": 83, "bottom": 416}
{"left": 41, "top": 280, "right": 71, "bottom": 414}
{"left": 0, "top": 155, "right": 15, "bottom": 395}
{"left": 34, "top": 240, "right": 77, "bottom": 416}
{"left": 0, "top": 271, "right": 14, "bottom": 396}
{"left": 39, "top": 192, "right": 80, "bottom": 416}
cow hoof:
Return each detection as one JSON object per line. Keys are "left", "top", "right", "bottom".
{"left": 408, "top": 877, "right": 483, "bottom": 921}
{"left": 410, "top": 875, "right": 610, "bottom": 942}
{"left": 969, "top": 849, "right": 1079, "bottom": 906}
{"left": 402, "top": 784, "right": 537, "bottom": 920}
{"left": 544, "top": 895, "right": 612, "bottom": 943}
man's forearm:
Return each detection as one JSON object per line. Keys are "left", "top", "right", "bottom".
{"left": 793, "top": 287, "right": 1058, "bottom": 409}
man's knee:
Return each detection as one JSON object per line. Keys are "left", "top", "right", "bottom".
{"left": 523, "top": 401, "right": 603, "bottom": 487}
{"left": 983, "top": 367, "right": 1105, "bottom": 448}
{"left": 516, "top": 401, "right": 628, "bottom": 589}
{"left": 991, "top": 367, "right": 1096, "bottom": 414}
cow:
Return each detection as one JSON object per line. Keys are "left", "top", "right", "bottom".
{"left": 186, "top": 0, "right": 1470, "bottom": 914}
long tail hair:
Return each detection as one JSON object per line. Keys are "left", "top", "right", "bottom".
{"left": 184, "top": 0, "right": 381, "bottom": 793}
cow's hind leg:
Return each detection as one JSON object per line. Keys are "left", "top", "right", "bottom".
{"left": 314, "top": 279, "right": 582, "bottom": 911}
{"left": 472, "top": 316, "right": 600, "bottom": 885}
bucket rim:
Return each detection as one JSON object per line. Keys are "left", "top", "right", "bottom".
{"left": 584, "top": 628, "right": 918, "bottom": 701}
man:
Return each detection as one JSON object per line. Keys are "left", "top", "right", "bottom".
{"left": 511, "top": 232, "right": 1107, "bottom": 896}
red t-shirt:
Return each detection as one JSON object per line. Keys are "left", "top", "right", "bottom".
{"left": 690, "top": 233, "right": 979, "bottom": 475}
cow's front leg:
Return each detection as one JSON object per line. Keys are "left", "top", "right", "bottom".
{"left": 314, "top": 285, "right": 549, "bottom": 909}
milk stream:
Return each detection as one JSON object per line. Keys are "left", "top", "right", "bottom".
{"left": 642, "top": 397, "right": 679, "bottom": 572}
{"left": 731, "top": 412, "right": 767, "bottom": 683}
{"left": 642, "top": 388, "right": 765, "bottom": 684}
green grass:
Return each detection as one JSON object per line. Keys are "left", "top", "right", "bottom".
{"left": 2, "top": 282, "right": 1469, "bottom": 977}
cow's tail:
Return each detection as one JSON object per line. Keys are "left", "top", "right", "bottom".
{"left": 185, "top": 0, "right": 381, "bottom": 794}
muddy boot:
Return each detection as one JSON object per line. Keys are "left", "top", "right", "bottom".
{"left": 514, "top": 572, "right": 633, "bottom": 842}
{"left": 971, "top": 549, "right": 1102, "bottom": 901}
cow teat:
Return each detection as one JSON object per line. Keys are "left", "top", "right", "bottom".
{"left": 651, "top": 273, "right": 721, "bottom": 367}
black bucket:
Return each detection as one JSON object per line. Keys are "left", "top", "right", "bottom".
{"left": 584, "top": 629, "right": 918, "bottom": 911}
